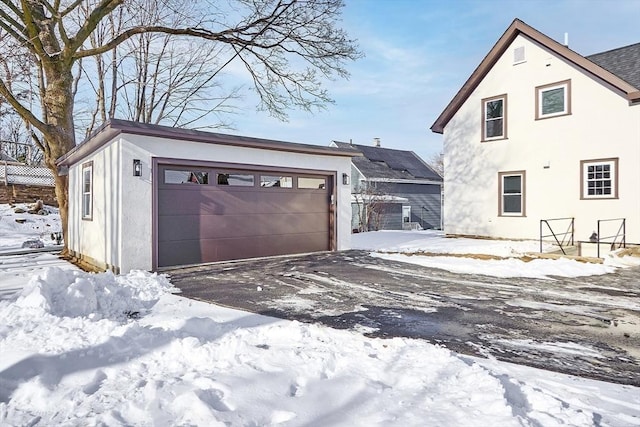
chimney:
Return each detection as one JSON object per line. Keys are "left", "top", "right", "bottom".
{"left": 373, "top": 137, "right": 381, "bottom": 147}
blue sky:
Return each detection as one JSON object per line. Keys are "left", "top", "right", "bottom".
{"left": 226, "top": 0, "right": 640, "bottom": 164}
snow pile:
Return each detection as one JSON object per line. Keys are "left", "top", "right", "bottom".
{"left": 15, "top": 268, "right": 177, "bottom": 320}
{"left": 353, "top": 231, "right": 634, "bottom": 278}
{"left": 1, "top": 270, "right": 637, "bottom": 425}
{"left": 372, "top": 252, "right": 616, "bottom": 279}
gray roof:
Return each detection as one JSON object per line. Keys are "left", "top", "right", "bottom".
{"left": 333, "top": 141, "right": 442, "bottom": 181}
{"left": 587, "top": 42, "right": 640, "bottom": 89}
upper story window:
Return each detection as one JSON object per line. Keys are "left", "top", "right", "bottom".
{"left": 581, "top": 158, "right": 618, "bottom": 199}
{"left": 536, "top": 80, "right": 571, "bottom": 119}
{"left": 482, "top": 94, "right": 507, "bottom": 141}
{"left": 82, "top": 162, "right": 93, "bottom": 220}
{"left": 498, "top": 171, "right": 525, "bottom": 216}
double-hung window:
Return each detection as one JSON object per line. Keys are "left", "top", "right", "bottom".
{"left": 499, "top": 171, "right": 525, "bottom": 216}
{"left": 536, "top": 80, "right": 571, "bottom": 119}
{"left": 482, "top": 94, "right": 507, "bottom": 141}
{"left": 581, "top": 158, "right": 618, "bottom": 199}
{"left": 82, "top": 162, "right": 93, "bottom": 220}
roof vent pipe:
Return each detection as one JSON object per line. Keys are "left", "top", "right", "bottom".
{"left": 564, "top": 32, "right": 569, "bottom": 47}
{"left": 374, "top": 137, "right": 381, "bottom": 147}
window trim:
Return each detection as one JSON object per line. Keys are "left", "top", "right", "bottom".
{"left": 535, "top": 79, "right": 571, "bottom": 120}
{"left": 481, "top": 94, "right": 508, "bottom": 142}
{"left": 498, "top": 170, "right": 526, "bottom": 217}
{"left": 81, "top": 161, "right": 93, "bottom": 221}
{"left": 580, "top": 158, "right": 619, "bottom": 200}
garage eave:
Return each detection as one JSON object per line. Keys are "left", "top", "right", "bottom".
{"left": 57, "top": 119, "right": 361, "bottom": 167}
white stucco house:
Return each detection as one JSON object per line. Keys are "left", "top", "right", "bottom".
{"left": 57, "top": 120, "right": 356, "bottom": 273}
{"left": 431, "top": 19, "right": 640, "bottom": 253}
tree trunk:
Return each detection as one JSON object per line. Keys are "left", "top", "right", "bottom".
{"left": 41, "top": 66, "right": 76, "bottom": 254}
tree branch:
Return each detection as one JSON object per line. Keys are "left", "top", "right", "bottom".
{"left": 0, "top": 76, "right": 48, "bottom": 134}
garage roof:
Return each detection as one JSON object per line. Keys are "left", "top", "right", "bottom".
{"left": 57, "top": 119, "right": 359, "bottom": 167}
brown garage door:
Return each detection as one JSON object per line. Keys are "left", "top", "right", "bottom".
{"left": 157, "top": 164, "right": 333, "bottom": 267}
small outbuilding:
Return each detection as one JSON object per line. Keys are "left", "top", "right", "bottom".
{"left": 57, "top": 120, "right": 357, "bottom": 273}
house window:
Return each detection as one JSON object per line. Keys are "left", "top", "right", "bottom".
{"left": 82, "top": 162, "right": 93, "bottom": 220}
{"left": 581, "top": 158, "right": 618, "bottom": 199}
{"left": 536, "top": 80, "right": 571, "bottom": 119}
{"left": 482, "top": 94, "right": 507, "bottom": 141}
{"left": 498, "top": 171, "right": 525, "bottom": 216}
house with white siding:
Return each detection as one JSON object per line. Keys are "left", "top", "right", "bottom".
{"left": 431, "top": 19, "right": 640, "bottom": 255}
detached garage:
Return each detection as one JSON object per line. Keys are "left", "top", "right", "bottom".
{"left": 57, "top": 120, "right": 356, "bottom": 273}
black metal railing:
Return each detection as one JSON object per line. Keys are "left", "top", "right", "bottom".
{"left": 596, "top": 218, "right": 626, "bottom": 258}
{"left": 540, "top": 217, "right": 575, "bottom": 255}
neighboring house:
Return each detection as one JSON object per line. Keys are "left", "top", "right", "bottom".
{"left": 57, "top": 120, "right": 356, "bottom": 273}
{"left": 331, "top": 140, "right": 443, "bottom": 231}
{"left": 431, "top": 19, "right": 640, "bottom": 251}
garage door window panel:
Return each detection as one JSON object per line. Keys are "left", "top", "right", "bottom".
{"left": 261, "top": 175, "right": 293, "bottom": 188}
{"left": 218, "top": 173, "right": 255, "bottom": 186}
{"left": 164, "top": 169, "right": 209, "bottom": 184}
{"left": 298, "top": 177, "right": 326, "bottom": 189}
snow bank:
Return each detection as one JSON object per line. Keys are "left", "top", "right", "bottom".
{"left": 15, "top": 268, "right": 178, "bottom": 320}
{"left": 352, "top": 230, "right": 551, "bottom": 256}
{"left": 372, "top": 253, "right": 616, "bottom": 279}
{"left": 353, "top": 230, "right": 639, "bottom": 278}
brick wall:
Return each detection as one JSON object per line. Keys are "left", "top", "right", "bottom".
{"left": 0, "top": 184, "right": 58, "bottom": 206}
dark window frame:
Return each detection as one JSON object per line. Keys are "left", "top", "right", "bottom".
{"left": 481, "top": 94, "right": 508, "bottom": 142}
{"left": 498, "top": 170, "right": 526, "bottom": 217}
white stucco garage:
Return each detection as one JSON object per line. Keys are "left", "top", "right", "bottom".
{"left": 57, "top": 120, "right": 356, "bottom": 273}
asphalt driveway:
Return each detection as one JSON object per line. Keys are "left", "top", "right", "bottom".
{"left": 166, "top": 250, "right": 640, "bottom": 386}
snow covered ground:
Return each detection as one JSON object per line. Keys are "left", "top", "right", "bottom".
{"left": 0, "top": 203, "right": 62, "bottom": 252}
{"left": 0, "top": 207, "right": 639, "bottom": 426}
{"left": 352, "top": 230, "right": 640, "bottom": 279}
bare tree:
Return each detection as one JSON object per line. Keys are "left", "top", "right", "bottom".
{"left": 353, "top": 181, "right": 389, "bottom": 232}
{"left": 76, "top": 0, "right": 241, "bottom": 135}
{"left": 0, "top": 0, "right": 361, "bottom": 252}
{"left": 428, "top": 151, "right": 444, "bottom": 177}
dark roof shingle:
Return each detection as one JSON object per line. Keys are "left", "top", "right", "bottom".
{"left": 333, "top": 141, "right": 442, "bottom": 181}
{"left": 587, "top": 43, "right": 640, "bottom": 89}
